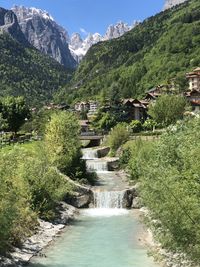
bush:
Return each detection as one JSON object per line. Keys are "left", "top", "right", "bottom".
{"left": 45, "top": 111, "right": 81, "bottom": 173}
{"left": 0, "top": 148, "right": 37, "bottom": 252}
{"left": 107, "top": 123, "right": 130, "bottom": 153}
{"left": 20, "top": 145, "right": 74, "bottom": 220}
{"left": 129, "top": 120, "right": 143, "bottom": 133}
{"left": 0, "top": 141, "right": 75, "bottom": 252}
{"left": 124, "top": 117, "right": 200, "bottom": 263}
{"left": 143, "top": 119, "right": 157, "bottom": 131}
{"left": 92, "top": 112, "right": 116, "bottom": 132}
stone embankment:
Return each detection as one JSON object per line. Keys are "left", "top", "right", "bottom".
{"left": 56, "top": 169, "right": 94, "bottom": 208}
{"left": 122, "top": 186, "right": 141, "bottom": 209}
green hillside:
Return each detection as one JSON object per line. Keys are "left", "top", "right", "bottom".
{"left": 0, "top": 33, "right": 72, "bottom": 106}
{"left": 60, "top": 0, "right": 200, "bottom": 102}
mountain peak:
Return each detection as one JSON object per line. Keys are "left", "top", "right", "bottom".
{"left": 12, "top": 5, "right": 54, "bottom": 22}
{"left": 12, "top": 5, "right": 76, "bottom": 69}
{"left": 104, "top": 21, "right": 131, "bottom": 40}
{"left": 70, "top": 20, "right": 137, "bottom": 62}
{"left": 0, "top": 7, "right": 29, "bottom": 46}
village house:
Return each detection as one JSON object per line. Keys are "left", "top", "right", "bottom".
{"left": 185, "top": 67, "right": 200, "bottom": 113}
{"left": 74, "top": 101, "right": 90, "bottom": 112}
{"left": 74, "top": 101, "right": 99, "bottom": 114}
{"left": 142, "top": 86, "right": 162, "bottom": 103}
{"left": 185, "top": 89, "right": 200, "bottom": 113}
{"left": 186, "top": 67, "right": 200, "bottom": 91}
{"left": 122, "top": 99, "right": 148, "bottom": 121}
{"left": 44, "top": 103, "right": 70, "bottom": 111}
{"left": 88, "top": 101, "right": 99, "bottom": 114}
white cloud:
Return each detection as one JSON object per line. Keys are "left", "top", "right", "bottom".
{"left": 80, "top": 27, "right": 89, "bottom": 36}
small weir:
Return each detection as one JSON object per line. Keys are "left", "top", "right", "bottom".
{"left": 82, "top": 147, "right": 109, "bottom": 172}
{"left": 29, "top": 147, "right": 160, "bottom": 267}
{"left": 94, "top": 191, "right": 124, "bottom": 209}
{"left": 86, "top": 159, "right": 108, "bottom": 172}
{"left": 81, "top": 148, "right": 98, "bottom": 160}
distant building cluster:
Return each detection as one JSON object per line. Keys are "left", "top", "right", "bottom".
{"left": 43, "top": 103, "right": 70, "bottom": 111}
{"left": 33, "top": 67, "right": 200, "bottom": 134}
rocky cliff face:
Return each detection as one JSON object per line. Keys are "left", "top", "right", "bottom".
{"left": 69, "top": 21, "right": 139, "bottom": 62}
{"left": 69, "top": 32, "right": 102, "bottom": 62}
{"left": 12, "top": 6, "right": 139, "bottom": 65}
{"left": 0, "top": 7, "right": 29, "bottom": 45}
{"left": 104, "top": 21, "right": 133, "bottom": 40}
{"left": 12, "top": 6, "right": 77, "bottom": 69}
{"left": 164, "top": 0, "right": 188, "bottom": 10}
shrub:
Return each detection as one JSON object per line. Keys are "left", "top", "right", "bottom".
{"left": 45, "top": 111, "right": 81, "bottom": 173}
{"left": 124, "top": 117, "right": 200, "bottom": 263}
{"left": 129, "top": 120, "right": 143, "bottom": 133}
{"left": 107, "top": 123, "right": 130, "bottom": 153}
{"left": 143, "top": 119, "right": 157, "bottom": 131}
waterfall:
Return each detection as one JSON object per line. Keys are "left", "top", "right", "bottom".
{"left": 81, "top": 146, "right": 129, "bottom": 217}
{"left": 82, "top": 148, "right": 110, "bottom": 172}
{"left": 94, "top": 191, "right": 124, "bottom": 209}
{"left": 84, "top": 190, "right": 128, "bottom": 216}
{"left": 82, "top": 148, "right": 98, "bottom": 160}
{"left": 86, "top": 160, "right": 108, "bottom": 172}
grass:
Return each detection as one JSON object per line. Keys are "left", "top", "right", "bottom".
{"left": 0, "top": 141, "right": 41, "bottom": 154}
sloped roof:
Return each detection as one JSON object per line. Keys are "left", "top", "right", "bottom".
{"left": 194, "top": 67, "right": 200, "bottom": 72}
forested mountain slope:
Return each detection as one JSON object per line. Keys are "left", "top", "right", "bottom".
{"left": 60, "top": 0, "right": 200, "bottom": 102}
{"left": 0, "top": 33, "right": 71, "bottom": 105}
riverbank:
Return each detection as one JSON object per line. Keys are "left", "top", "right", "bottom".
{"left": 0, "top": 202, "right": 78, "bottom": 267}
{"left": 138, "top": 208, "right": 199, "bottom": 267}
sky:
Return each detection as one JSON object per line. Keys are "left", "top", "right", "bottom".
{"left": 1, "top": 0, "right": 165, "bottom": 37}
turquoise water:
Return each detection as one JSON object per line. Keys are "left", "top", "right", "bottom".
{"left": 30, "top": 209, "right": 159, "bottom": 267}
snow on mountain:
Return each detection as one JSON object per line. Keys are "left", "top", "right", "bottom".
{"left": 70, "top": 21, "right": 139, "bottom": 62}
{"left": 69, "top": 32, "right": 104, "bottom": 62}
{"left": 163, "top": 0, "right": 188, "bottom": 10}
{"left": 12, "top": 5, "right": 139, "bottom": 65}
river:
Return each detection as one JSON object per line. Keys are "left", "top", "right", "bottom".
{"left": 29, "top": 147, "right": 160, "bottom": 267}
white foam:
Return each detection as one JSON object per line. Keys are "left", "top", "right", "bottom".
{"left": 82, "top": 208, "right": 129, "bottom": 217}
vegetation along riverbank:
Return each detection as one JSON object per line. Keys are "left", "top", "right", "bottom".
{"left": 0, "top": 0, "right": 200, "bottom": 266}
{"left": 0, "top": 111, "right": 95, "bottom": 266}
{"left": 119, "top": 117, "right": 200, "bottom": 267}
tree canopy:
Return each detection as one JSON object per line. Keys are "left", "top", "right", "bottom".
{"left": 0, "top": 96, "right": 30, "bottom": 132}
{"left": 148, "top": 95, "right": 187, "bottom": 126}
{"left": 45, "top": 111, "right": 81, "bottom": 173}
